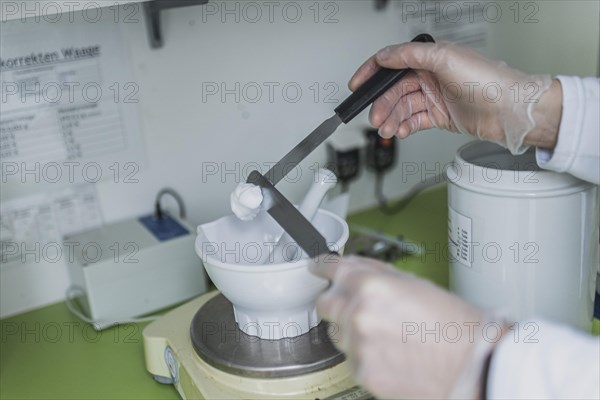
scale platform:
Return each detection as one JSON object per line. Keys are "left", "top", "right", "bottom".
{"left": 143, "top": 291, "right": 373, "bottom": 399}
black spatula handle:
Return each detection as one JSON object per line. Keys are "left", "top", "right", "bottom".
{"left": 334, "top": 33, "right": 435, "bottom": 124}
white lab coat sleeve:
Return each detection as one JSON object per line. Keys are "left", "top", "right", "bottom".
{"left": 487, "top": 320, "right": 600, "bottom": 399}
{"left": 536, "top": 76, "right": 600, "bottom": 185}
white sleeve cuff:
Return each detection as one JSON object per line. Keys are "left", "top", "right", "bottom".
{"left": 487, "top": 320, "right": 600, "bottom": 399}
{"left": 535, "top": 76, "right": 600, "bottom": 184}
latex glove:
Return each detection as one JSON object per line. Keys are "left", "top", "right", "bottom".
{"left": 311, "top": 255, "right": 506, "bottom": 399}
{"left": 350, "top": 41, "right": 559, "bottom": 154}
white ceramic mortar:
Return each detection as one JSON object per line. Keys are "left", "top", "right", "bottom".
{"left": 196, "top": 208, "right": 349, "bottom": 340}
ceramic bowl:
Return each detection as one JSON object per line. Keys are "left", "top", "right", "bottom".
{"left": 195, "top": 208, "right": 348, "bottom": 340}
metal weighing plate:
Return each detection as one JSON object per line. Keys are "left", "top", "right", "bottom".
{"left": 190, "top": 294, "right": 345, "bottom": 379}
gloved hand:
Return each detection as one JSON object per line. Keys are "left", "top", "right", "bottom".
{"left": 311, "top": 255, "right": 508, "bottom": 399}
{"left": 350, "top": 41, "right": 560, "bottom": 154}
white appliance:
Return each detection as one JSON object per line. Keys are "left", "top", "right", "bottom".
{"left": 143, "top": 203, "right": 368, "bottom": 398}
{"left": 142, "top": 291, "right": 371, "bottom": 399}
{"left": 447, "top": 141, "right": 599, "bottom": 331}
{"left": 65, "top": 213, "right": 208, "bottom": 327}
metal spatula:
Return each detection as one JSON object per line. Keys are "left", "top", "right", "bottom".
{"left": 248, "top": 33, "right": 435, "bottom": 258}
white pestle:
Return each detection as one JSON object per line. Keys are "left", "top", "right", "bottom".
{"left": 266, "top": 168, "right": 337, "bottom": 264}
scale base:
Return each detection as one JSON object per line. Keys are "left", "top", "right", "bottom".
{"left": 143, "top": 291, "right": 372, "bottom": 399}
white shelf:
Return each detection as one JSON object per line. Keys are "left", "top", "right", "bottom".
{"left": 0, "top": 0, "right": 147, "bottom": 22}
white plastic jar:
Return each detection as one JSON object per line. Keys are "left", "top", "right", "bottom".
{"left": 447, "top": 141, "right": 599, "bottom": 331}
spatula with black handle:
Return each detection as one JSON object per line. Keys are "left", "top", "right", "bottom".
{"left": 248, "top": 33, "right": 435, "bottom": 259}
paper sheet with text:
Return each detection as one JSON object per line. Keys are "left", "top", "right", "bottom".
{"left": 0, "top": 10, "right": 145, "bottom": 178}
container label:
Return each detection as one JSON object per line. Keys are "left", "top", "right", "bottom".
{"left": 448, "top": 207, "right": 472, "bottom": 267}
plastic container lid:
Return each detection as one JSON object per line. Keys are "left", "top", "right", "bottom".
{"left": 447, "top": 141, "right": 591, "bottom": 196}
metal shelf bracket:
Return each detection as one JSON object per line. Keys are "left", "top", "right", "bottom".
{"left": 144, "top": 0, "right": 209, "bottom": 49}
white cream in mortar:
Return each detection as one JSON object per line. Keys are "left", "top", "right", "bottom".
{"left": 230, "top": 182, "right": 263, "bottom": 221}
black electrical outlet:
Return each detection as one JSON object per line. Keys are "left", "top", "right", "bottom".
{"left": 364, "top": 129, "right": 396, "bottom": 173}
{"left": 326, "top": 143, "right": 361, "bottom": 190}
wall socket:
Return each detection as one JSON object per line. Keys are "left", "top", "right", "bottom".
{"left": 326, "top": 143, "right": 361, "bottom": 191}
{"left": 364, "top": 128, "right": 397, "bottom": 173}
{"left": 327, "top": 129, "right": 399, "bottom": 192}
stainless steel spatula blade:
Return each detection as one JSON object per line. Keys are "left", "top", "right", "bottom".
{"left": 265, "top": 115, "right": 342, "bottom": 185}
{"left": 262, "top": 33, "right": 434, "bottom": 187}
{"left": 247, "top": 170, "right": 332, "bottom": 258}
{"left": 246, "top": 34, "right": 435, "bottom": 258}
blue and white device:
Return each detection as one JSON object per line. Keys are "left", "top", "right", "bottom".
{"left": 65, "top": 213, "right": 207, "bottom": 325}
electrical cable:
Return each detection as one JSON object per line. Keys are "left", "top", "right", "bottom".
{"left": 154, "top": 188, "right": 186, "bottom": 219}
{"left": 340, "top": 181, "right": 350, "bottom": 193}
{"left": 64, "top": 188, "right": 188, "bottom": 330}
{"left": 375, "top": 171, "right": 447, "bottom": 215}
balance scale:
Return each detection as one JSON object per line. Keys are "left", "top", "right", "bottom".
{"left": 143, "top": 291, "right": 373, "bottom": 399}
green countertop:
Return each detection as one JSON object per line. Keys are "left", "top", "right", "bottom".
{"left": 0, "top": 303, "right": 176, "bottom": 400}
{"left": 347, "top": 185, "right": 450, "bottom": 288}
{"left": 1, "top": 185, "right": 597, "bottom": 399}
